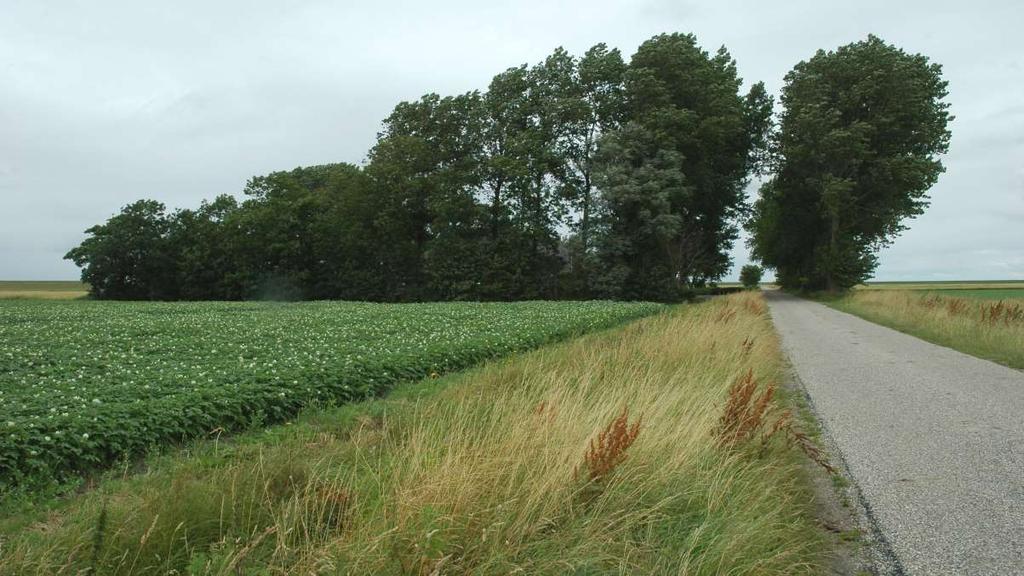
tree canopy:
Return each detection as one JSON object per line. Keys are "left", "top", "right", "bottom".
{"left": 747, "top": 35, "right": 952, "bottom": 291}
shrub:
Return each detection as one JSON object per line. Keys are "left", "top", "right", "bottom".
{"left": 739, "top": 265, "right": 763, "bottom": 289}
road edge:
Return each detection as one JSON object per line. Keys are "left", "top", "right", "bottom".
{"left": 765, "top": 293, "right": 902, "bottom": 576}
{"left": 784, "top": 360, "right": 906, "bottom": 576}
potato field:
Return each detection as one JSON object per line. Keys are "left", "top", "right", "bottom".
{"left": 0, "top": 300, "right": 661, "bottom": 488}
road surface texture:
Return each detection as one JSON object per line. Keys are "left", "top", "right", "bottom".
{"left": 765, "top": 291, "right": 1024, "bottom": 575}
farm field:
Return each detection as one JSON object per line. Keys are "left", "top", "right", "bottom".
{"left": 0, "top": 281, "right": 88, "bottom": 300}
{"left": 0, "top": 293, "right": 834, "bottom": 575}
{"left": 859, "top": 280, "right": 1024, "bottom": 300}
{"left": 929, "top": 288, "right": 1024, "bottom": 299}
{"left": 828, "top": 290, "right": 1024, "bottom": 369}
{"left": 0, "top": 299, "right": 661, "bottom": 491}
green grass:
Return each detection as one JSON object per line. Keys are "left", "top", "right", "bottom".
{"left": 0, "top": 299, "right": 661, "bottom": 492}
{"left": 827, "top": 290, "right": 1024, "bottom": 369}
{"left": 0, "top": 281, "right": 88, "bottom": 299}
{"left": 0, "top": 294, "right": 830, "bottom": 575}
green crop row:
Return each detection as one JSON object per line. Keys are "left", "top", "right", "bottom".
{"left": 0, "top": 300, "right": 661, "bottom": 489}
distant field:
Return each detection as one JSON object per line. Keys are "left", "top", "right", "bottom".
{"left": 930, "top": 288, "right": 1024, "bottom": 300}
{"left": 860, "top": 281, "right": 1024, "bottom": 300}
{"left": 862, "top": 280, "right": 1024, "bottom": 290}
{"left": 0, "top": 281, "right": 88, "bottom": 299}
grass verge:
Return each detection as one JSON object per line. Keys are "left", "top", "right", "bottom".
{"left": 826, "top": 290, "right": 1024, "bottom": 369}
{"left": 0, "top": 293, "right": 830, "bottom": 575}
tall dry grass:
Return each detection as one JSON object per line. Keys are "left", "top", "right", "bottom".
{"left": 832, "top": 290, "right": 1024, "bottom": 369}
{"left": 0, "top": 293, "right": 826, "bottom": 575}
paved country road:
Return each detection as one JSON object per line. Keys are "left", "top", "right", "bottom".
{"left": 765, "top": 291, "right": 1024, "bottom": 575}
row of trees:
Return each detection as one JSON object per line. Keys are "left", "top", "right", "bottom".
{"left": 67, "top": 34, "right": 950, "bottom": 299}
{"left": 68, "top": 33, "right": 772, "bottom": 301}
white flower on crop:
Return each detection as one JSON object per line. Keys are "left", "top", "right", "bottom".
{"left": 92, "top": 398, "right": 101, "bottom": 404}
{"left": 44, "top": 435, "right": 51, "bottom": 441}
{"left": 6, "top": 421, "right": 13, "bottom": 427}
{"left": 82, "top": 433, "right": 89, "bottom": 439}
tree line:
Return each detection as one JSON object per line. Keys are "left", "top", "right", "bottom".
{"left": 66, "top": 33, "right": 950, "bottom": 300}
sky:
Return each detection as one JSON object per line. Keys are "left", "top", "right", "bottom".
{"left": 2, "top": 0, "right": 1022, "bottom": 281}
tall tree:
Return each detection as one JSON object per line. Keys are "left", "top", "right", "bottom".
{"left": 747, "top": 35, "right": 952, "bottom": 291}
{"left": 223, "top": 163, "right": 378, "bottom": 300}
{"left": 233, "top": 165, "right": 336, "bottom": 299}
{"left": 305, "top": 165, "right": 384, "bottom": 300}
{"left": 590, "top": 33, "right": 771, "bottom": 298}
{"left": 534, "top": 44, "right": 628, "bottom": 295}
{"left": 367, "top": 92, "right": 485, "bottom": 300}
{"left": 475, "top": 63, "right": 563, "bottom": 299}
{"left": 629, "top": 34, "right": 773, "bottom": 284}
{"left": 591, "top": 122, "right": 689, "bottom": 300}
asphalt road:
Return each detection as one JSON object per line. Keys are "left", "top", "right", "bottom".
{"left": 765, "top": 291, "right": 1024, "bottom": 575}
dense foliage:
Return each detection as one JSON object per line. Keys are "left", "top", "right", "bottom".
{"left": 0, "top": 299, "right": 661, "bottom": 488}
{"left": 747, "top": 36, "right": 952, "bottom": 291}
{"left": 66, "top": 34, "right": 771, "bottom": 302}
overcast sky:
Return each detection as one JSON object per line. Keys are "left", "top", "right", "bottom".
{"left": 2, "top": 0, "right": 1021, "bottom": 281}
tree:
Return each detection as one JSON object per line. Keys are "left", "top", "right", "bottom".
{"left": 367, "top": 93, "right": 485, "bottom": 300}
{"left": 589, "top": 33, "right": 772, "bottom": 299}
{"left": 65, "top": 200, "right": 176, "bottom": 300}
{"left": 306, "top": 165, "right": 384, "bottom": 300}
{"left": 234, "top": 164, "right": 341, "bottom": 300}
{"left": 591, "top": 122, "right": 689, "bottom": 301}
{"left": 747, "top": 36, "right": 952, "bottom": 291}
{"left": 739, "top": 264, "right": 763, "bottom": 289}
{"left": 627, "top": 34, "right": 771, "bottom": 286}
{"left": 540, "top": 47, "right": 627, "bottom": 247}
{"left": 187, "top": 163, "right": 385, "bottom": 301}
{"left": 474, "top": 62, "right": 565, "bottom": 300}
{"left": 168, "top": 194, "right": 245, "bottom": 300}
{"left": 528, "top": 44, "right": 628, "bottom": 297}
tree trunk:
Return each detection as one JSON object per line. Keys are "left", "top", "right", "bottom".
{"left": 490, "top": 181, "right": 503, "bottom": 241}
{"left": 826, "top": 210, "right": 840, "bottom": 292}
{"left": 581, "top": 172, "right": 591, "bottom": 252}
